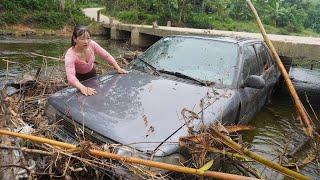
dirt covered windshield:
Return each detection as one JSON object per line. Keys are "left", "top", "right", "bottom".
{"left": 138, "top": 36, "right": 238, "bottom": 86}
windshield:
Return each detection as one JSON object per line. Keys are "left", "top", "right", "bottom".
{"left": 134, "top": 36, "right": 239, "bottom": 86}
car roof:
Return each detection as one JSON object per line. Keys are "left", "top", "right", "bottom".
{"left": 166, "top": 35, "right": 262, "bottom": 45}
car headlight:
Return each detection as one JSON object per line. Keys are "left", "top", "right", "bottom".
{"left": 116, "top": 146, "right": 186, "bottom": 167}
{"left": 116, "top": 146, "right": 148, "bottom": 159}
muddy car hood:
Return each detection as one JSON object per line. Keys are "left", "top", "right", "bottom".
{"left": 48, "top": 70, "right": 237, "bottom": 156}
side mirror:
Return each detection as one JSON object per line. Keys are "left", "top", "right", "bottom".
{"left": 244, "top": 75, "right": 266, "bottom": 89}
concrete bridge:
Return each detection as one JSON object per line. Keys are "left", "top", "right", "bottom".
{"left": 83, "top": 8, "right": 320, "bottom": 61}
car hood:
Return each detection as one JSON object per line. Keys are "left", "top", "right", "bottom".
{"left": 48, "top": 70, "right": 237, "bottom": 156}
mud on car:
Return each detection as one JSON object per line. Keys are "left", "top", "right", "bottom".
{"left": 45, "top": 35, "right": 280, "bottom": 174}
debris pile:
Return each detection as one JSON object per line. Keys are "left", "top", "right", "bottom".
{"left": 0, "top": 51, "right": 318, "bottom": 179}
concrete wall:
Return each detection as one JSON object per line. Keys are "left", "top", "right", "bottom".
{"left": 110, "top": 25, "right": 131, "bottom": 40}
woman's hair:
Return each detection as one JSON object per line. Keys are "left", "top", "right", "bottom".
{"left": 71, "top": 25, "right": 91, "bottom": 47}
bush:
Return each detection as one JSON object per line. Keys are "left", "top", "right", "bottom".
{"left": 186, "top": 13, "right": 213, "bottom": 29}
{"left": 32, "top": 11, "right": 68, "bottom": 29}
{"left": 117, "top": 11, "right": 137, "bottom": 23}
{"left": 0, "top": 0, "right": 90, "bottom": 29}
{"left": 0, "top": 0, "right": 17, "bottom": 10}
{"left": 108, "top": 10, "right": 160, "bottom": 25}
{"left": 137, "top": 12, "right": 159, "bottom": 24}
{"left": 0, "top": 11, "right": 21, "bottom": 24}
{"left": 20, "top": 0, "right": 43, "bottom": 11}
{"left": 65, "top": 1, "right": 90, "bottom": 26}
{"left": 0, "top": 18, "right": 5, "bottom": 26}
{"left": 313, "top": 23, "right": 320, "bottom": 33}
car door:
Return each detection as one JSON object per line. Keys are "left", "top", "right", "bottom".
{"left": 238, "top": 44, "right": 266, "bottom": 123}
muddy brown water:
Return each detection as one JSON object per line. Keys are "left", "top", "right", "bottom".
{"left": 0, "top": 36, "right": 319, "bottom": 179}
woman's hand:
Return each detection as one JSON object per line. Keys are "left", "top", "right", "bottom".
{"left": 80, "top": 86, "right": 96, "bottom": 96}
{"left": 117, "top": 68, "right": 128, "bottom": 74}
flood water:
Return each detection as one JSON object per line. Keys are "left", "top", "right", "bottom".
{"left": 0, "top": 36, "right": 319, "bottom": 179}
{"left": 0, "top": 36, "right": 126, "bottom": 77}
{"left": 240, "top": 91, "right": 320, "bottom": 179}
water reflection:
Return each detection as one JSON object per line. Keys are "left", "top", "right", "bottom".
{"left": 0, "top": 36, "right": 123, "bottom": 77}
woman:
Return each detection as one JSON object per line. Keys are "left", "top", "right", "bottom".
{"left": 65, "top": 25, "right": 127, "bottom": 96}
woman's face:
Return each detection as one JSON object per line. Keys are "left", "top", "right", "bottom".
{"left": 75, "top": 31, "right": 91, "bottom": 49}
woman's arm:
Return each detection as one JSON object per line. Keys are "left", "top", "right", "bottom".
{"left": 90, "top": 40, "right": 127, "bottom": 73}
{"left": 65, "top": 51, "right": 96, "bottom": 96}
{"left": 109, "top": 60, "right": 127, "bottom": 74}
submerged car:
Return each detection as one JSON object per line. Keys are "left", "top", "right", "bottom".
{"left": 45, "top": 35, "right": 280, "bottom": 167}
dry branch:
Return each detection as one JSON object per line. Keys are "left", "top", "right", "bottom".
{"left": 0, "top": 89, "right": 10, "bottom": 127}
{"left": 179, "top": 134, "right": 248, "bottom": 161}
{"left": 30, "top": 52, "right": 63, "bottom": 62}
{"left": 0, "top": 144, "right": 52, "bottom": 156}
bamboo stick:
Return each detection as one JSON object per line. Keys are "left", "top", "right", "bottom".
{"left": 0, "top": 129, "right": 256, "bottom": 180}
{"left": 1, "top": 59, "right": 18, "bottom": 64}
{"left": 246, "top": 0, "right": 314, "bottom": 137}
{"left": 30, "top": 52, "right": 63, "bottom": 61}
{"left": 210, "top": 128, "right": 310, "bottom": 180}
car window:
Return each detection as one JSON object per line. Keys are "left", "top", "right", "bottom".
{"left": 242, "top": 45, "right": 260, "bottom": 80}
{"left": 264, "top": 45, "right": 275, "bottom": 66}
{"left": 136, "top": 37, "right": 239, "bottom": 86}
{"left": 254, "top": 43, "right": 269, "bottom": 71}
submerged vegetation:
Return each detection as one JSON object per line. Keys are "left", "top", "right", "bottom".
{"left": 104, "top": 0, "right": 320, "bottom": 36}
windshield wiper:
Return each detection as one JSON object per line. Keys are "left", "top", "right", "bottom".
{"left": 158, "top": 70, "right": 212, "bottom": 86}
{"left": 135, "top": 57, "right": 160, "bottom": 75}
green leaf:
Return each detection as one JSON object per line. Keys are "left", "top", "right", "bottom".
{"left": 199, "top": 160, "right": 214, "bottom": 171}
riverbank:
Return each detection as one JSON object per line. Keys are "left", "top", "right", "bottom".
{"left": 0, "top": 23, "right": 107, "bottom": 37}
{"left": 0, "top": 25, "right": 71, "bottom": 37}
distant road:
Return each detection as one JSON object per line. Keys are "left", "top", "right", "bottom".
{"left": 82, "top": 8, "right": 120, "bottom": 24}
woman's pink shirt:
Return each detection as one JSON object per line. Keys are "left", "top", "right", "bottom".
{"left": 64, "top": 40, "right": 116, "bottom": 86}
